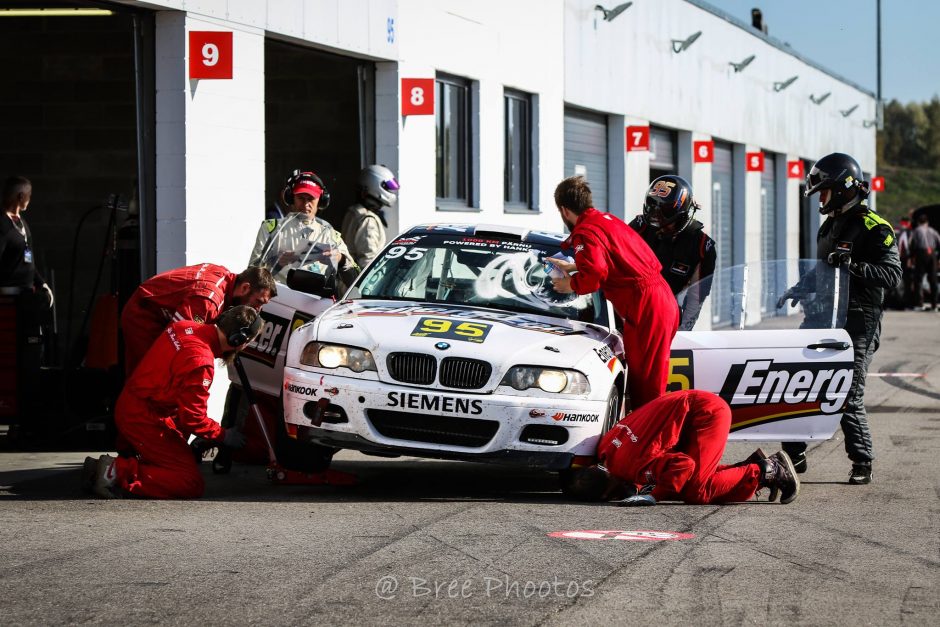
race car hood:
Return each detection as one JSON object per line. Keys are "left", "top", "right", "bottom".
{"left": 305, "top": 300, "right": 615, "bottom": 386}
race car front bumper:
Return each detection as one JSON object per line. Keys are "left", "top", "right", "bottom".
{"left": 282, "top": 366, "right": 607, "bottom": 470}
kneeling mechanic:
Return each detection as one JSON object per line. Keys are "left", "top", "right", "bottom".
{"left": 83, "top": 306, "right": 262, "bottom": 499}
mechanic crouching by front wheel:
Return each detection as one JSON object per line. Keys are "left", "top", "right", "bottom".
{"left": 82, "top": 306, "right": 262, "bottom": 499}
{"left": 565, "top": 390, "right": 799, "bottom": 505}
{"left": 777, "top": 153, "right": 901, "bottom": 485}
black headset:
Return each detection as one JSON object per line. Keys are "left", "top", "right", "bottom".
{"left": 282, "top": 169, "right": 331, "bottom": 209}
{"left": 226, "top": 312, "right": 264, "bottom": 348}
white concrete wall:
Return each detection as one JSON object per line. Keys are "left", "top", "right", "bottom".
{"left": 393, "top": 0, "right": 566, "bottom": 233}
{"left": 564, "top": 0, "right": 876, "bottom": 171}
{"left": 154, "top": 12, "right": 265, "bottom": 272}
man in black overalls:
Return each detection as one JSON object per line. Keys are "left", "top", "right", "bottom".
{"left": 629, "top": 175, "right": 716, "bottom": 331}
{"left": 0, "top": 176, "right": 54, "bottom": 430}
{"left": 777, "top": 153, "right": 901, "bottom": 484}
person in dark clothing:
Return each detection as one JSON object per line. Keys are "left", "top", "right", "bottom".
{"left": 629, "top": 175, "right": 717, "bottom": 330}
{"left": 0, "top": 176, "right": 52, "bottom": 300}
{"left": 776, "top": 153, "right": 901, "bottom": 484}
{"left": 1, "top": 177, "right": 54, "bottom": 426}
{"left": 909, "top": 213, "right": 940, "bottom": 310}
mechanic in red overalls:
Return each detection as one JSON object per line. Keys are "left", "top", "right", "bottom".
{"left": 82, "top": 306, "right": 262, "bottom": 499}
{"left": 550, "top": 175, "right": 678, "bottom": 408}
{"left": 567, "top": 390, "right": 800, "bottom": 505}
{"left": 121, "top": 263, "right": 276, "bottom": 376}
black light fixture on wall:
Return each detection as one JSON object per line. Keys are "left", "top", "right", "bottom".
{"left": 841, "top": 104, "right": 859, "bottom": 117}
{"left": 729, "top": 55, "right": 755, "bottom": 73}
{"left": 809, "top": 92, "right": 831, "bottom": 105}
{"left": 594, "top": 2, "right": 632, "bottom": 22}
{"left": 672, "top": 31, "right": 702, "bottom": 53}
{"left": 773, "top": 76, "right": 798, "bottom": 92}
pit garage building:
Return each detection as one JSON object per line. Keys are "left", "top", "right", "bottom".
{"left": 0, "top": 0, "right": 876, "bottom": 420}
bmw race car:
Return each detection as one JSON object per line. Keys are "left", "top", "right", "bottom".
{"left": 267, "top": 223, "right": 855, "bottom": 472}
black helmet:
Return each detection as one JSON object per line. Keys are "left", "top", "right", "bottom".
{"left": 644, "top": 175, "right": 696, "bottom": 234}
{"left": 805, "top": 152, "right": 868, "bottom": 215}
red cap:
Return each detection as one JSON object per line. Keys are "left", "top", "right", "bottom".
{"left": 292, "top": 179, "right": 323, "bottom": 199}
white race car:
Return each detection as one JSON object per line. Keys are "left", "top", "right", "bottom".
{"left": 273, "top": 224, "right": 855, "bottom": 472}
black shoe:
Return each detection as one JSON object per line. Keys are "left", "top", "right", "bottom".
{"left": 790, "top": 452, "right": 808, "bottom": 474}
{"left": 759, "top": 451, "right": 800, "bottom": 504}
{"left": 849, "top": 463, "right": 872, "bottom": 485}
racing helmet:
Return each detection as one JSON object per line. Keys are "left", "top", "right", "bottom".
{"left": 357, "top": 164, "right": 400, "bottom": 208}
{"left": 643, "top": 175, "right": 697, "bottom": 234}
{"left": 805, "top": 152, "right": 869, "bottom": 215}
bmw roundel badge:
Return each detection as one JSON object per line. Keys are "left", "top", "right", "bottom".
{"left": 434, "top": 342, "right": 450, "bottom": 350}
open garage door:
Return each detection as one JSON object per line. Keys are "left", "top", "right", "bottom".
{"left": 0, "top": 3, "right": 155, "bottom": 433}
{"left": 563, "top": 108, "right": 608, "bottom": 213}
{"left": 265, "top": 40, "right": 375, "bottom": 229}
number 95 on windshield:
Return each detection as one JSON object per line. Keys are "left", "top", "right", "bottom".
{"left": 410, "top": 317, "right": 492, "bottom": 343}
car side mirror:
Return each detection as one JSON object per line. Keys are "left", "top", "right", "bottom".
{"left": 286, "top": 268, "right": 337, "bottom": 299}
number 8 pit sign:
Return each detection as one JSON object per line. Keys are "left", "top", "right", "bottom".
{"left": 402, "top": 78, "right": 434, "bottom": 116}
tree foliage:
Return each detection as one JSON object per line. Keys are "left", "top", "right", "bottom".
{"left": 878, "top": 97, "right": 940, "bottom": 169}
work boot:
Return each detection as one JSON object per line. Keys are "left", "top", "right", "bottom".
{"left": 790, "top": 451, "right": 808, "bottom": 474}
{"left": 849, "top": 463, "right": 873, "bottom": 485}
{"left": 89, "top": 454, "right": 120, "bottom": 499}
{"left": 758, "top": 451, "right": 800, "bottom": 504}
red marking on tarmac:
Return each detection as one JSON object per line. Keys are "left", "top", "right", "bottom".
{"left": 548, "top": 530, "right": 695, "bottom": 542}
{"left": 869, "top": 373, "right": 926, "bottom": 378}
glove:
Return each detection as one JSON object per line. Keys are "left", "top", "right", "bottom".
{"left": 776, "top": 286, "right": 802, "bottom": 309}
{"left": 222, "top": 428, "right": 246, "bottom": 450}
{"left": 826, "top": 252, "right": 851, "bottom": 267}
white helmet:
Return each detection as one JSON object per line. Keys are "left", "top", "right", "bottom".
{"left": 357, "top": 164, "right": 399, "bottom": 208}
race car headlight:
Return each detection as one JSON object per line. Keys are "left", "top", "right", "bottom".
{"left": 300, "top": 342, "right": 377, "bottom": 373}
{"left": 500, "top": 366, "right": 590, "bottom": 394}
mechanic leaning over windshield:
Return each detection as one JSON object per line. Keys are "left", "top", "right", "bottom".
{"left": 249, "top": 170, "right": 360, "bottom": 287}
{"left": 341, "top": 165, "right": 399, "bottom": 269}
{"left": 566, "top": 390, "right": 800, "bottom": 505}
{"left": 629, "top": 175, "right": 716, "bottom": 331}
{"left": 121, "top": 264, "right": 275, "bottom": 376}
{"left": 550, "top": 175, "right": 679, "bottom": 409}
{"left": 82, "top": 306, "right": 260, "bottom": 499}
{"left": 777, "top": 152, "right": 901, "bottom": 485}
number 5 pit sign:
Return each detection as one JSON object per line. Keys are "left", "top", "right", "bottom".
{"left": 402, "top": 78, "right": 434, "bottom": 116}
{"left": 189, "top": 31, "right": 233, "bottom": 79}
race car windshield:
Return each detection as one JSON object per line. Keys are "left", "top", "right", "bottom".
{"left": 351, "top": 232, "right": 606, "bottom": 324}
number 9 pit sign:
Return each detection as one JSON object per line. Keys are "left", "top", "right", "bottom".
{"left": 189, "top": 31, "right": 233, "bottom": 80}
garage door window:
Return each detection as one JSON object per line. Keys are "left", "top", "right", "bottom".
{"left": 504, "top": 89, "right": 532, "bottom": 209}
{"left": 436, "top": 74, "right": 473, "bottom": 207}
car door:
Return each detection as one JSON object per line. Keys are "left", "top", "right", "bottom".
{"left": 669, "top": 259, "right": 854, "bottom": 441}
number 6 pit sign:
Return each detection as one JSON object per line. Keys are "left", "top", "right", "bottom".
{"left": 189, "top": 31, "right": 233, "bottom": 80}
{"left": 402, "top": 78, "right": 434, "bottom": 116}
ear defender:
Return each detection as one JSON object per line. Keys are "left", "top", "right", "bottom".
{"left": 227, "top": 312, "right": 264, "bottom": 347}
{"left": 283, "top": 170, "right": 331, "bottom": 209}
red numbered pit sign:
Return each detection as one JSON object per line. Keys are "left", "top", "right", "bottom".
{"left": 189, "top": 31, "right": 233, "bottom": 80}
{"left": 787, "top": 160, "right": 805, "bottom": 179}
{"left": 626, "top": 126, "right": 649, "bottom": 152}
{"left": 746, "top": 151, "right": 765, "bottom": 172}
{"left": 871, "top": 176, "right": 885, "bottom": 192}
{"left": 693, "top": 140, "right": 714, "bottom": 163}
{"left": 401, "top": 78, "right": 434, "bottom": 116}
